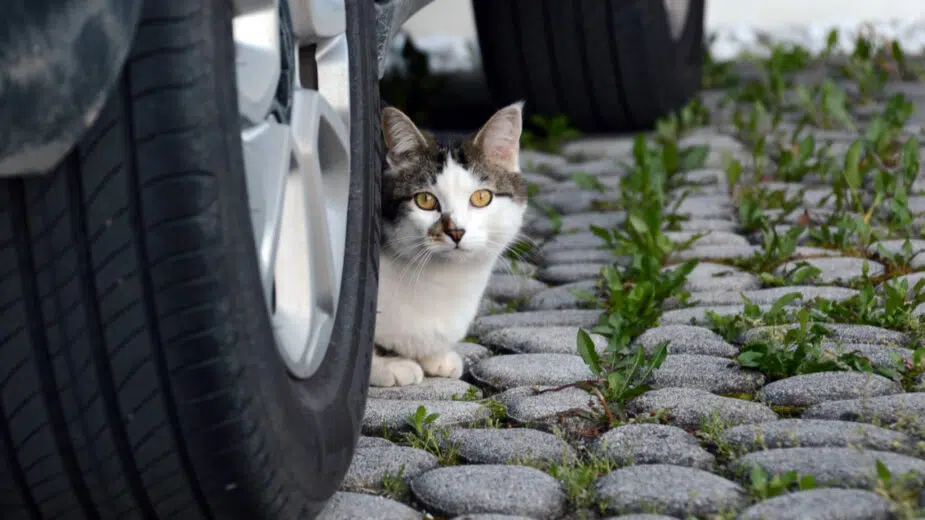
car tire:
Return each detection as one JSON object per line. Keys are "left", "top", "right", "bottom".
{"left": 0, "top": 0, "right": 379, "bottom": 519}
{"left": 472, "top": 0, "right": 705, "bottom": 133}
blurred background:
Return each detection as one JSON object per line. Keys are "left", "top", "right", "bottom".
{"left": 382, "top": 0, "right": 925, "bottom": 134}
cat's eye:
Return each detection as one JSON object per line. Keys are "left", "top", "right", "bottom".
{"left": 469, "top": 189, "right": 493, "bottom": 208}
{"left": 413, "top": 192, "right": 438, "bottom": 211}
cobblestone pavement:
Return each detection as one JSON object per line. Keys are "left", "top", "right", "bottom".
{"left": 321, "top": 55, "right": 925, "bottom": 519}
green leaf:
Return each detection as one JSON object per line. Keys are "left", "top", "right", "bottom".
{"left": 576, "top": 329, "right": 602, "bottom": 375}
{"left": 875, "top": 459, "right": 891, "bottom": 484}
{"left": 843, "top": 141, "right": 863, "bottom": 190}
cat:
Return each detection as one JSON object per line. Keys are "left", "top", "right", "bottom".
{"left": 370, "top": 102, "right": 528, "bottom": 387}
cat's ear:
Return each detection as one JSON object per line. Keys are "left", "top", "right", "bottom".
{"left": 473, "top": 101, "right": 524, "bottom": 172}
{"left": 381, "top": 107, "right": 428, "bottom": 164}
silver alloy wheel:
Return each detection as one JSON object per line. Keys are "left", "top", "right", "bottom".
{"left": 232, "top": 0, "right": 351, "bottom": 379}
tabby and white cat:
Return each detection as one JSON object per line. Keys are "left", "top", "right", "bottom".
{"left": 370, "top": 103, "right": 528, "bottom": 387}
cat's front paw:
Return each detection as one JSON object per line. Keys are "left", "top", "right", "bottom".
{"left": 369, "top": 357, "right": 425, "bottom": 387}
{"left": 418, "top": 350, "right": 464, "bottom": 379}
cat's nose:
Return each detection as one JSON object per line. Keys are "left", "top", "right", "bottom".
{"left": 445, "top": 228, "right": 466, "bottom": 243}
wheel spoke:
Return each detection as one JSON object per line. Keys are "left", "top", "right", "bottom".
{"left": 272, "top": 88, "right": 350, "bottom": 378}
{"left": 234, "top": 5, "right": 282, "bottom": 123}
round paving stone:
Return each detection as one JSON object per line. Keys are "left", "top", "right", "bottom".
{"left": 671, "top": 262, "right": 761, "bottom": 293}
{"left": 541, "top": 249, "right": 617, "bottom": 265}
{"left": 470, "top": 310, "right": 603, "bottom": 337}
{"left": 720, "top": 418, "right": 915, "bottom": 455}
{"left": 319, "top": 492, "right": 423, "bottom": 520}
{"left": 450, "top": 515, "right": 536, "bottom": 520}
{"left": 368, "top": 378, "right": 482, "bottom": 401}
{"left": 593, "top": 423, "right": 714, "bottom": 470}
{"left": 538, "top": 263, "right": 609, "bottom": 284}
{"left": 802, "top": 392, "right": 925, "bottom": 428}
{"left": 601, "top": 516, "right": 679, "bottom": 520}
{"left": 528, "top": 211, "right": 626, "bottom": 236}
{"left": 411, "top": 465, "right": 567, "bottom": 519}
{"left": 757, "top": 372, "right": 902, "bottom": 408}
{"left": 456, "top": 342, "right": 492, "bottom": 374}
{"left": 481, "top": 326, "right": 607, "bottom": 355}
{"left": 471, "top": 353, "right": 594, "bottom": 390}
{"left": 742, "top": 323, "right": 910, "bottom": 347}
{"left": 540, "top": 231, "right": 606, "bottom": 252}
{"left": 342, "top": 446, "right": 438, "bottom": 492}
{"left": 685, "top": 286, "right": 858, "bottom": 308}
{"left": 738, "top": 488, "right": 893, "bottom": 520}
{"left": 627, "top": 388, "right": 778, "bottom": 430}
{"left": 483, "top": 274, "right": 549, "bottom": 302}
{"left": 448, "top": 427, "right": 577, "bottom": 465}
{"left": 496, "top": 386, "right": 599, "bottom": 434}
{"left": 731, "top": 447, "right": 925, "bottom": 489}
{"left": 595, "top": 464, "right": 748, "bottom": 517}
{"left": 363, "top": 399, "right": 490, "bottom": 434}
{"left": 357, "top": 436, "right": 393, "bottom": 449}
{"left": 493, "top": 258, "right": 538, "bottom": 277}
{"left": 671, "top": 244, "right": 759, "bottom": 262}
{"left": 651, "top": 354, "right": 765, "bottom": 394}
{"left": 633, "top": 325, "right": 737, "bottom": 357}
{"left": 775, "top": 257, "right": 885, "bottom": 285}
{"left": 526, "top": 280, "right": 600, "bottom": 311}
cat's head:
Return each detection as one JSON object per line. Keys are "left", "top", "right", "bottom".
{"left": 380, "top": 103, "right": 528, "bottom": 263}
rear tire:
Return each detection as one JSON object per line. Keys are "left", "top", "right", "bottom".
{"left": 0, "top": 0, "right": 379, "bottom": 519}
{"left": 472, "top": 0, "right": 705, "bottom": 133}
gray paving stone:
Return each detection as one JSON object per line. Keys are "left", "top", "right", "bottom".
{"left": 496, "top": 386, "right": 599, "bottom": 433}
{"left": 470, "top": 310, "right": 603, "bottom": 337}
{"left": 319, "top": 492, "right": 423, "bottom": 520}
{"left": 633, "top": 325, "right": 738, "bottom": 357}
{"left": 677, "top": 167, "right": 729, "bottom": 186}
{"left": 670, "top": 244, "right": 759, "bottom": 262}
{"left": 742, "top": 323, "right": 911, "bottom": 347}
{"left": 595, "top": 464, "right": 748, "bottom": 517}
{"left": 411, "top": 465, "right": 567, "bottom": 519}
{"left": 533, "top": 190, "right": 621, "bottom": 215}
{"left": 492, "top": 258, "right": 539, "bottom": 277}
{"left": 721, "top": 418, "right": 916, "bottom": 455}
{"left": 670, "top": 262, "right": 761, "bottom": 293}
{"left": 802, "top": 392, "right": 925, "bottom": 431}
{"left": 539, "top": 231, "right": 605, "bottom": 253}
{"left": 471, "top": 353, "right": 594, "bottom": 390}
{"left": 521, "top": 149, "right": 568, "bottom": 172}
{"left": 342, "top": 445, "right": 438, "bottom": 492}
{"left": 521, "top": 171, "right": 558, "bottom": 189}
{"left": 819, "top": 341, "right": 913, "bottom": 369}
{"left": 594, "top": 423, "right": 715, "bottom": 469}
{"left": 368, "top": 378, "right": 482, "bottom": 401}
{"left": 774, "top": 257, "right": 885, "bottom": 284}
{"left": 672, "top": 196, "right": 735, "bottom": 220}
{"left": 553, "top": 157, "right": 624, "bottom": 178}
{"left": 604, "top": 513, "right": 678, "bottom": 520}
{"left": 651, "top": 354, "right": 765, "bottom": 394}
{"left": 757, "top": 372, "right": 902, "bottom": 408}
{"left": 357, "top": 436, "right": 394, "bottom": 449}
{"left": 448, "top": 427, "right": 577, "bottom": 465}
{"left": 481, "top": 326, "right": 608, "bottom": 355}
{"left": 451, "top": 513, "right": 533, "bottom": 520}
{"left": 363, "top": 399, "right": 490, "bottom": 434}
{"left": 679, "top": 130, "right": 745, "bottom": 151}
{"left": 455, "top": 342, "right": 492, "bottom": 375}
{"left": 674, "top": 218, "right": 739, "bottom": 233}
{"left": 731, "top": 447, "right": 925, "bottom": 489}
{"left": 541, "top": 249, "right": 618, "bottom": 265}
{"left": 627, "top": 388, "right": 778, "bottom": 430}
{"left": 525, "top": 280, "right": 599, "bottom": 311}
{"left": 483, "top": 275, "right": 548, "bottom": 303}
{"left": 538, "top": 263, "right": 607, "bottom": 284}
{"left": 659, "top": 303, "right": 781, "bottom": 326}
{"left": 868, "top": 238, "right": 925, "bottom": 259}
{"left": 478, "top": 298, "right": 500, "bottom": 316}
{"left": 562, "top": 136, "right": 637, "bottom": 159}
{"left": 527, "top": 211, "right": 626, "bottom": 236}
{"left": 666, "top": 230, "right": 747, "bottom": 247}
{"left": 684, "top": 286, "right": 858, "bottom": 308}
{"left": 737, "top": 488, "right": 894, "bottom": 520}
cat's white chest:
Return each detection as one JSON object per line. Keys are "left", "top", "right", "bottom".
{"left": 375, "top": 253, "right": 492, "bottom": 358}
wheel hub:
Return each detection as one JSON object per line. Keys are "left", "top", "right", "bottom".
{"left": 232, "top": 0, "right": 351, "bottom": 379}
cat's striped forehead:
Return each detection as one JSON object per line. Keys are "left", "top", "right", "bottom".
{"left": 381, "top": 131, "right": 526, "bottom": 221}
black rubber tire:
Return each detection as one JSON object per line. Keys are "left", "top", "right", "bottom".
{"left": 472, "top": 0, "right": 705, "bottom": 133}
{"left": 0, "top": 0, "right": 379, "bottom": 519}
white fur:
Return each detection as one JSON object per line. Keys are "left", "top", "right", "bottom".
{"left": 371, "top": 156, "right": 527, "bottom": 386}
